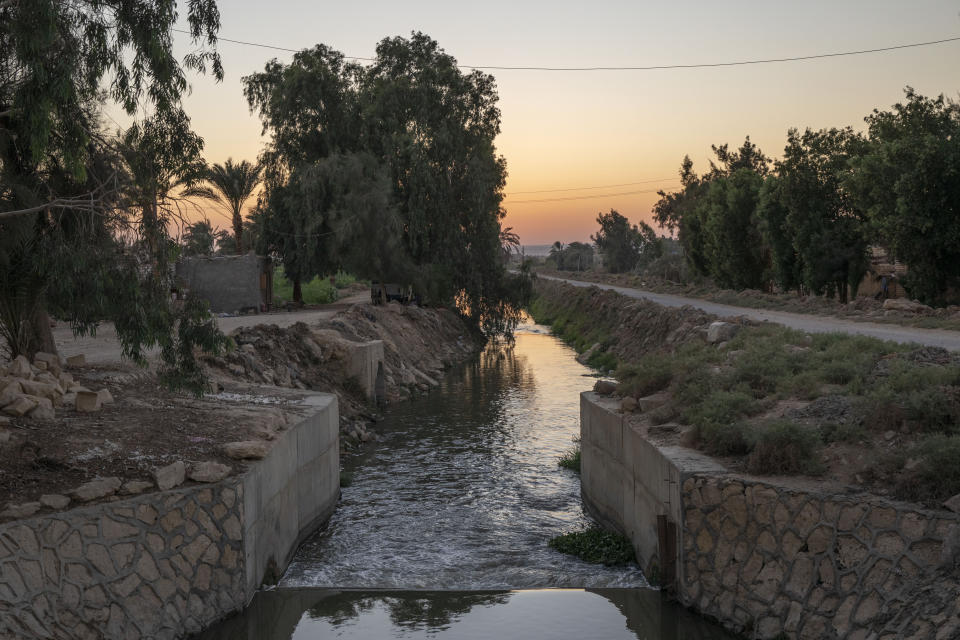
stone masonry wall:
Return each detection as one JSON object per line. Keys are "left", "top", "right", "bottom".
{"left": 0, "top": 392, "right": 340, "bottom": 640}
{"left": 0, "top": 482, "right": 245, "bottom": 639}
{"left": 681, "top": 476, "right": 959, "bottom": 639}
{"left": 580, "top": 392, "right": 960, "bottom": 640}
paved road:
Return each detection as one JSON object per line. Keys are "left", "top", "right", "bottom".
{"left": 540, "top": 274, "right": 960, "bottom": 351}
{"left": 53, "top": 292, "right": 369, "bottom": 365}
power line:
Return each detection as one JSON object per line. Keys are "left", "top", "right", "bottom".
{"left": 175, "top": 28, "right": 960, "bottom": 71}
{"left": 506, "top": 187, "right": 668, "bottom": 204}
{"left": 508, "top": 177, "right": 677, "bottom": 195}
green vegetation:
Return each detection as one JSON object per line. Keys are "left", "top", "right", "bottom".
{"left": 534, "top": 280, "right": 960, "bottom": 503}
{"left": 528, "top": 296, "right": 617, "bottom": 364}
{"left": 0, "top": 1, "right": 229, "bottom": 393}
{"left": 616, "top": 356, "right": 673, "bottom": 398}
{"left": 243, "top": 34, "right": 530, "bottom": 332}
{"left": 747, "top": 421, "right": 823, "bottom": 475}
{"left": 591, "top": 210, "right": 662, "bottom": 274}
{"left": 558, "top": 437, "right": 582, "bottom": 472}
{"left": 549, "top": 527, "right": 636, "bottom": 566}
{"left": 188, "top": 159, "right": 263, "bottom": 254}
{"left": 652, "top": 89, "right": 960, "bottom": 306}
{"left": 548, "top": 241, "right": 594, "bottom": 272}
{"left": 273, "top": 270, "right": 339, "bottom": 305}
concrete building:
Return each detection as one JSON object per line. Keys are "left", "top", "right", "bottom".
{"left": 176, "top": 254, "right": 273, "bottom": 314}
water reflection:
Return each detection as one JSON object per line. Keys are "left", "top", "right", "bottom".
{"left": 194, "top": 589, "right": 739, "bottom": 640}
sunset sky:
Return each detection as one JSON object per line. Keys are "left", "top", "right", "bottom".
{"left": 153, "top": 0, "right": 960, "bottom": 244}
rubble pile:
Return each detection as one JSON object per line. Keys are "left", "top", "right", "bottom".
{"left": 0, "top": 352, "right": 113, "bottom": 422}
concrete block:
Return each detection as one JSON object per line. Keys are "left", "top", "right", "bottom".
{"left": 75, "top": 391, "right": 102, "bottom": 412}
{"left": 344, "top": 340, "right": 385, "bottom": 401}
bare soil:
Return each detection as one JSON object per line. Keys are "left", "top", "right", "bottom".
{"left": 0, "top": 299, "right": 480, "bottom": 521}
{"left": 0, "top": 362, "right": 310, "bottom": 520}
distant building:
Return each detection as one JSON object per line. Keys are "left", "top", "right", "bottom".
{"left": 857, "top": 246, "right": 908, "bottom": 299}
{"left": 175, "top": 254, "right": 273, "bottom": 313}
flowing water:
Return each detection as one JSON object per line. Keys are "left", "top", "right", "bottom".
{"left": 195, "top": 320, "right": 738, "bottom": 639}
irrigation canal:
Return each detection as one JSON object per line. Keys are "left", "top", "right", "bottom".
{"left": 195, "top": 320, "right": 736, "bottom": 639}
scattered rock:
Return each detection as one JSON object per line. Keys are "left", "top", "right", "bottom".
{"left": 39, "top": 494, "right": 70, "bottom": 510}
{"left": 0, "top": 502, "right": 41, "bottom": 519}
{"left": 593, "top": 380, "right": 618, "bottom": 395}
{"left": 707, "top": 321, "right": 739, "bottom": 344}
{"left": 20, "top": 380, "right": 62, "bottom": 404}
{"left": 188, "top": 461, "right": 232, "bottom": 483}
{"left": 58, "top": 372, "right": 74, "bottom": 388}
{"left": 69, "top": 477, "right": 122, "bottom": 502}
{"left": 75, "top": 390, "right": 102, "bottom": 413}
{"left": 884, "top": 430, "right": 896, "bottom": 441}
{"left": 0, "top": 380, "right": 22, "bottom": 407}
{"left": 883, "top": 298, "right": 933, "bottom": 314}
{"left": 620, "top": 396, "right": 638, "bottom": 412}
{"left": 3, "top": 396, "right": 37, "bottom": 417}
{"left": 638, "top": 391, "right": 671, "bottom": 413}
{"left": 120, "top": 480, "right": 154, "bottom": 496}
{"left": 5, "top": 355, "right": 32, "bottom": 378}
{"left": 65, "top": 354, "right": 86, "bottom": 367}
{"left": 944, "top": 494, "right": 960, "bottom": 514}
{"left": 33, "top": 352, "right": 61, "bottom": 375}
{"left": 577, "top": 343, "right": 602, "bottom": 365}
{"left": 152, "top": 461, "right": 186, "bottom": 491}
{"left": 97, "top": 388, "right": 115, "bottom": 405}
{"left": 786, "top": 395, "right": 856, "bottom": 425}
{"left": 648, "top": 423, "right": 681, "bottom": 437}
{"left": 27, "top": 397, "right": 55, "bottom": 421}
{"left": 223, "top": 440, "right": 272, "bottom": 460}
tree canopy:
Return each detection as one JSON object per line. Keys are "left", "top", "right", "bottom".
{"left": 848, "top": 89, "right": 960, "bottom": 304}
{"left": 591, "top": 210, "right": 661, "bottom": 274}
{"left": 0, "top": 0, "right": 229, "bottom": 393}
{"left": 244, "top": 33, "right": 528, "bottom": 335}
{"left": 649, "top": 96, "right": 960, "bottom": 305}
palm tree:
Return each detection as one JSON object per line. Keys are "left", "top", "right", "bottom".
{"left": 549, "top": 241, "right": 565, "bottom": 270}
{"left": 190, "top": 159, "right": 262, "bottom": 254}
{"left": 499, "top": 226, "right": 520, "bottom": 262}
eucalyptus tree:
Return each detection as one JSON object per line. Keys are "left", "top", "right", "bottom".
{"left": 699, "top": 169, "right": 767, "bottom": 290}
{"left": 0, "top": 0, "right": 228, "bottom": 392}
{"left": 245, "top": 33, "right": 528, "bottom": 334}
{"left": 774, "top": 127, "right": 869, "bottom": 302}
{"left": 848, "top": 89, "right": 960, "bottom": 304}
{"left": 190, "top": 159, "right": 262, "bottom": 253}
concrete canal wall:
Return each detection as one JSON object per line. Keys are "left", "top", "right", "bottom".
{"left": 0, "top": 393, "right": 339, "bottom": 640}
{"left": 580, "top": 392, "right": 960, "bottom": 639}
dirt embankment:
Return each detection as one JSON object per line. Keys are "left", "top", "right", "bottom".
{"left": 532, "top": 279, "right": 960, "bottom": 505}
{"left": 0, "top": 301, "right": 480, "bottom": 522}
{"left": 536, "top": 268, "right": 960, "bottom": 329}
{"left": 202, "top": 302, "right": 480, "bottom": 431}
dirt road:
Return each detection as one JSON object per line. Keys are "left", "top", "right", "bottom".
{"left": 53, "top": 292, "right": 370, "bottom": 365}
{"left": 540, "top": 275, "right": 960, "bottom": 351}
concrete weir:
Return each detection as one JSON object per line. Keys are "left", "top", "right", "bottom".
{"left": 0, "top": 393, "right": 339, "bottom": 640}
{"left": 580, "top": 392, "right": 960, "bottom": 639}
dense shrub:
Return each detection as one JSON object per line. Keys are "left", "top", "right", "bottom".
{"left": 616, "top": 356, "right": 673, "bottom": 397}
{"left": 747, "top": 421, "right": 822, "bottom": 475}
